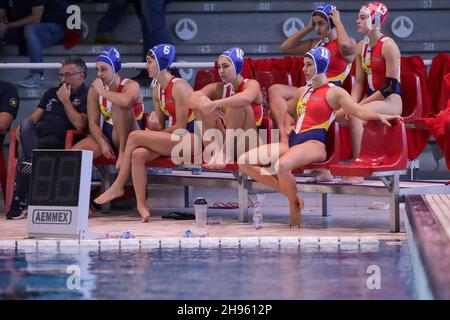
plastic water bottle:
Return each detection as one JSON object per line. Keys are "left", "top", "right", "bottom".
{"left": 105, "top": 230, "right": 135, "bottom": 239}
{"left": 251, "top": 194, "right": 264, "bottom": 230}
{"left": 193, "top": 197, "right": 208, "bottom": 227}
{"left": 183, "top": 229, "right": 209, "bottom": 238}
{"left": 252, "top": 205, "right": 263, "bottom": 230}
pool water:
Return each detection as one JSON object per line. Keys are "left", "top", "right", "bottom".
{"left": 0, "top": 240, "right": 416, "bottom": 300}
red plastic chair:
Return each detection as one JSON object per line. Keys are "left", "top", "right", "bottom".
{"left": 5, "top": 127, "right": 18, "bottom": 213}
{"left": 330, "top": 119, "right": 407, "bottom": 177}
{"left": 0, "top": 146, "right": 7, "bottom": 204}
{"left": 193, "top": 69, "right": 221, "bottom": 91}
{"left": 401, "top": 72, "right": 423, "bottom": 122}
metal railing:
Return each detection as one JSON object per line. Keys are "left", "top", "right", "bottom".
{"left": 0, "top": 62, "right": 215, "bottom": 69}
{"left": 0, "top": 60, "right": 432, "bottom": 69}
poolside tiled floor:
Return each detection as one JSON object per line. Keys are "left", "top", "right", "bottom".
{"left": 0, "top": 192, "right": 406, "bottom": 241}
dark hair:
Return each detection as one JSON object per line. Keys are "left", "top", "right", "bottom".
{"left": 147, "top": 50, "right": 180, "bottom": 77}
{"left": 312, "top": 11, "right": 329, "bottom": 23}
{"left": 61, "top": 55, "right": 87, "bottom": 78}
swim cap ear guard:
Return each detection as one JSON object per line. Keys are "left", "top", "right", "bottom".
{"left": 305, "top": 46, "right": 330, "bottom": 84}
{"left": 147, "top": 44, "right": 176, "bottom": 73}
{"left": 96, "top": 47, "right": 121, "bottom": 74}
{"left": 360, "top": 2, "right": 388, "bottom": 31}
{"left": 312, "top": 3, "right": 336, "bottom": 29}
{"left": 219, "top": 47, "right": 244, "bottom": 78}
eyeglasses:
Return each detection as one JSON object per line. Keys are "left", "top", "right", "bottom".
{"left": 58, "top": 71, "right": 83, "bottom": 78}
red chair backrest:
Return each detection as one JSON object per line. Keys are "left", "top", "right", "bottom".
{"left": 324, "top": 121, "right": 339, "bottom": 164}
{"left": 400, "top": 72, "right": 423, "bottom": 122}
{"left": 254, "top": 70, "right": 291, "bottom": 114}
{"left": 304, "top": 121, "right": 340, "bottom": 169}
{"left": 193, "top": 69, "right": 221, "bottom": 91}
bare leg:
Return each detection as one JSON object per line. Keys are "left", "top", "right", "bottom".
{"left": 131, "top": 147, "right": 158, "bottom": 223}
{"left": 276, "top": 141, "right": 326, "bottom": 228}
{"left": 239, "top": 142, "right": 289, "bottom": 193}
{"left": 240, "top": 141, "right": 326, "bottom": 227}
{"left": 72, "top": 136, "right": 103, "bottom": 159}
{"left": 268, "top": 84, "right": 298, "bottom": 143}
{"left": 110, "top": 105, "right": 140, "bottom": 169}
{"left": 94, "top": 130, "right": 190, "bottom": 204}
{"left": 204, "top": 105, "right": 256, "bottom": 169}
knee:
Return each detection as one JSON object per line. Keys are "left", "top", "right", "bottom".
{"left": 275, "top": 158, "right": 290, "bottom": 173}
{"left": 23, "top": 24, "right": 38, "bottom": 38}
{"left": 128, "top": 130, "right": 140, "bottom": 140}
{"left": 268, "top": 84, "right": 282, "bottom": 98}
{"left": 131, "top": 148, "right": 148, "bottom": 164}
{"left": 127, "top": 130, "right": 143, "bottom": 145}
{"left": 20, "top": 118, "right": 35, "bottom": 134}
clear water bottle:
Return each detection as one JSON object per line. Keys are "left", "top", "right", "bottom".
{"left": 250, "top": 194, "right": 264, "bottom": 230}
{"left": 183, "top": 229, "right": 208, "bottom": 238}
{"left": 194, "top": 197, "right": 208, "bottom": 227}
{"left": 252, "top": 205, "right": 263, "bottom": 230}
{"left": 105, "top": 230, "right": 135, "bottom": 239}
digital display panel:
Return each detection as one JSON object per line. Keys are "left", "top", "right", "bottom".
{"left": 29, "top": 151, "right": 82, "bottom": 206}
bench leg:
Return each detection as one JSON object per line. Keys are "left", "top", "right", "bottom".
{"left": 184, "top": 186, "right": 193, "bottom": 208}
{"left": 238, "top": 174, "right": 249, "bottom": 222}
{"left": 388, "top": 174, "right": 401, "bottom": 233}
{"left": 322, "top": 193, "right": 332, "bottom": 217}
{"left": 389, "top": 194, "right": 400, "bottom": 233}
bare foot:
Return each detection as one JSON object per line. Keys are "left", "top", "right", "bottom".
{"left": 94, "top": 186, "right": 124, "bottom": 204}
{"left": 202, "top": 162, "right": 228, "bottom": 170}
{"left": 336, "top": 176, "right": 365, "bottom": 185}
{"left": 202, "top": 148, "right": 228, "bottom": 170}
{"left": 288, "top": 197, "right": 303, "bottom": 229}
{"left": 306, "top": 172, "right": 334, "bottom": 183}
{"left": 137, "top": 206, "right": 151, "bottom": 223}
{"left": 116, "top": 152, "right": 124, "bottom": 170}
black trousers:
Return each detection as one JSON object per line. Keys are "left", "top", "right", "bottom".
{"left": 13, "top": 118, "right": 66, "bottom": 205}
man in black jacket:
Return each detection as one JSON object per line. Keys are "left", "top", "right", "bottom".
{"left": 7, "top": 56, "right": 88, "bottom": 219}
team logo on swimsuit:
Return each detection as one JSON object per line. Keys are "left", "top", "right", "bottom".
{"left": 9, "top": 98, "right": 17, "bottom": 108}
{"left": 72, "top": 98, "right": 81, "bottom": 106}
{"left": 46, "top": 99, "right": 57, "bottom": 111}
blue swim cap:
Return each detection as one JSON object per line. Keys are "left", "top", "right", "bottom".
{"left": 96, "top": 47, "right": 121, "bottom": 74}
{"left": 148, "top": 44, "right": 176, "bottom": 73}
{"left": 305, "top": 46, "right": 330, "bottom": 75}
{"left": 312, "top": 3, "right": 336, "bottom": 29}
{"left": 220, "top": 47, "right": 244, "bottom": 77}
